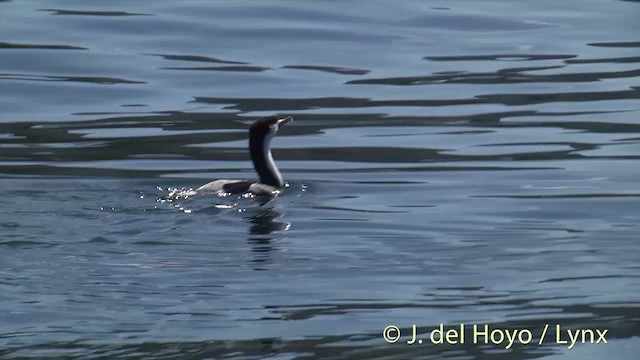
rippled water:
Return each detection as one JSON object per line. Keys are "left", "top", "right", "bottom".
{"left": 1, "top": 0, "right": 639, "bottom": 359}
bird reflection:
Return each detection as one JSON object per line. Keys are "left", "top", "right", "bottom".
{"left": 244, "top": 199, "right": 289, "bottom": 269}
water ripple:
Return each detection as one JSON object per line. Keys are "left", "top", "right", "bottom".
{"left": 1, "top": 0, "right": 639, "bottom": 358}
{"left": 0, "top": 41, "right": 86, "bottom": 50}
{"left": 40, "top": 9, "right": 151, "bottom": 16}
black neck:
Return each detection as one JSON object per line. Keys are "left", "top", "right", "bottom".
{"left": 249, "top": 135, "right": 283, "bottom": 188}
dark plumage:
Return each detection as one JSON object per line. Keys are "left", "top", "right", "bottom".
{"left": 189, "top": 116, "right": 293, "bottom": 197}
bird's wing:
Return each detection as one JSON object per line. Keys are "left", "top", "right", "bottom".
{"left": 197, "top": 179, "right": 249, "bottom": 193}
{"left": 248, "top": 183, "right": 280, "bottom": 197}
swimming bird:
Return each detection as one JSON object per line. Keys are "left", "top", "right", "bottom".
{"left": 169, "top": 116, "right": 293, "bottom": 199}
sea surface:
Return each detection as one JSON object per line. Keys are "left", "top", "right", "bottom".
{"left": 1, "top": 0, "right": 639, "bottom": 359}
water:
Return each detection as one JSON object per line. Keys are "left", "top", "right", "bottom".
{"left": 1, "top": 0, "right": 639, "bottom": 358}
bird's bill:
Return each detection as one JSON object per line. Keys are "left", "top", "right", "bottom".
{"left": 277, "top": 116, "right": 293, "bottom": 126}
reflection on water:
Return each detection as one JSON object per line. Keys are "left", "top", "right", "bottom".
{"left": 246, "top": 204, "right": 289, "bottom": 267}
{"left": 1, "top": 0, "right": 639, "bottom": 358}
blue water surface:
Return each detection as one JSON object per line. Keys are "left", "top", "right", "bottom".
{"left": 1, "top": 0, "right": 639, "bottom": 359}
